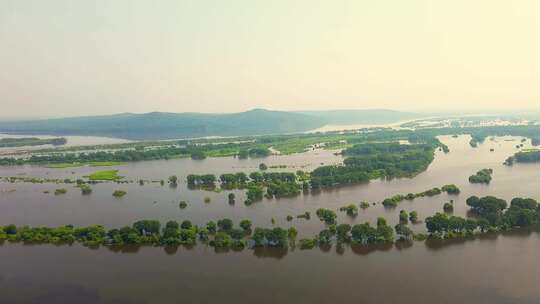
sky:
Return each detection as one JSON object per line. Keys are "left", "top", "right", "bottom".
{"left": 1, "top": 0, "right": 540, "bottom": 118}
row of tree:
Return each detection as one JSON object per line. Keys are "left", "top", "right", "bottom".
{"left": 426, "top": 196, "right": 540, "bottom": 239}
{"left": 3, "top": 195, "right": 540, "bottom": 251}
{"left": 0, "top": 144, "right": 270, "bottom": 166}
{"left": 0, "top": 218, "right": 297, "bottom": 250}
{"left": 381, "top": 184, "right": 460, "bottom": 208}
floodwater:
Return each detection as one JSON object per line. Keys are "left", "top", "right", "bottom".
{"left": 1, "top": 135, "right": 540, "bottom": 303}
{"left": 306, "top": 121, "right": 409, "bottom": 133}
{"left": 0, "top": 133, "right": 131, "bottom": 155}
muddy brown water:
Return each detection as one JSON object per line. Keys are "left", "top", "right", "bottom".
{"left": 1, "top": 135, "right": 539, "bottom": 303}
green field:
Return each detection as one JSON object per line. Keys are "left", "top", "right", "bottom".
{"left": 87, "top": 170, "right": 122, "bottom": 181}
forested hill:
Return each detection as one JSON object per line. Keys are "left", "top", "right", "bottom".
{"left": 0, "top": 109, "right": 326, "bottom": 140}
{"left": 298, "top": 109, "right": 423, "bottom": 125}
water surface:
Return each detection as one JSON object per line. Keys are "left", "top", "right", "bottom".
{"left": 0, "top": 135, "right": 539, "bottom": 303}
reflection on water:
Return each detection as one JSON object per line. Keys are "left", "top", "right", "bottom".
{"left": 1, "top": 135, "right": 540, "bottom": 303}
{"left": 2, "top": 235, "right": 540, "bottom": 304}
{"left": 306, "top": 120, "right": 414, "bottom": 133}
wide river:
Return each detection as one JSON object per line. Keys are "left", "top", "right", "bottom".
{"left": 1, "top": 135, "right": 540, "bottom": 303}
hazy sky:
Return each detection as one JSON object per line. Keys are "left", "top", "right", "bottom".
{"left": 1, "top": 0, "right": 540, "bottom": 118}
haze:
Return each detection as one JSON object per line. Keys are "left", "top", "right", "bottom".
{"left": 1, "top": 0, "right": 540, "bottom": 119}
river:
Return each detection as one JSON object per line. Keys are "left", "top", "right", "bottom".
{"left": 0, "top": 135, "right": 539, "bottom": 303}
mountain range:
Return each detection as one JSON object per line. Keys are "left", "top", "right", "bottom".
{"left": 0, "top": 109, "right": 420, "bottom": 140}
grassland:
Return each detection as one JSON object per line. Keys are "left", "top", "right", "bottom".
{"left": 87, "top": 170, "right": 122, "bottom": 181}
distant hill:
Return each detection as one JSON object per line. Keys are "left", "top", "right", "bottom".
{"left": 0, "top": 109, "right": 326, "bottom": 140}
{"left": 298, "top": 109, "right": 423, "bottom": 125}
{"left": 0, "top": 109, "right": 426, "bottom": 140}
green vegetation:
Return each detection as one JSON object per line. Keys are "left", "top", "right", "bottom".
{"left": 0, "top": 127, "right": 432, "bottom": 167}
{"left": 310, "top": 142, "right": 437, "bottom": 189}
{"left": 265, "top": 180, "right": 300, "bottom": 199}
{"left": 218, "top": 173, "right": 248, "bottom": 189}
{"left": 45, "top": 163, "right": 84, "bottom": 169}
{"left": 0, "top": 175, "right": 125, "bottom": 186}
{"left": 168, "top": 175, "right": 178, "bottom": 186}
{"left": 381, "top": 186, "right": 450, "bottom": 208}
{"left": 88, "top": 170, "right": 122, "bottom": 181}
{"left": 443, "top": 201, "right": 454, "bottom": 213}
{"left": 54, "top": 188, "right": 67, "bottom": 195}
{"left": 3, "top": 148, "right": 190, "bottom": 167}
{"left": 187, "top": 174, "right": 217, "bottom": 188}
{"left": 190, "top": 150, "right": 206, "bottom": 160}
{"left": 505, "top": 150, "right": 540, "bottom": 165}
{"left": 316, "top": 208, "right": 337, "bottom": 224}
{"left": 245, "top": 185, "right": 263, "bottom": 205}
{"left": 0, "top": 137, "right": 66, "bottom": 148}
{"left": 195, "top": 171, "right": 300, "bottom": 202}
{"left": 339, "top": 204, "right": 358, "bottom": 216}
{"left": 239, "top": 220, "right": 252, "bottom": 232}
{"left": 409, "top": 211, "right": 419, "bottom": 223}
{"left": 297, "top": 212, "right": 311, "bottom": 220}
{"left": 163, "top": 142, "right": 429, "bottom": 204}
{"left": 179, "top": 201, "right": 188, "bottom": 209}
{"left": 359, "top": 201, "right": 370, "bottom": 209}
{"left": 237, "top": 147, "right": 271, "bottom": 159}
{"left": 297, "top": 238, "right": 315, "bottom": 249}
{"left": 394, "top": 223, "right": 413, "bottom": 241}
{"left": 469, "top": 169, "right": 493, "bottom": 184}
{"left": 227, "top": 193, "right": 235, "bottom": 204}
{"left": 46, "top": 161, "right": 125, "bottom": 169}
{"left": 88, "top": 161, "right": 125, "bottom": 167}
{"left": 350, "top": 217, "right": 394, "bottom": 244}
{"left": 80, "top": 184, "right": 92, "bottom": 195}
{"left": 425, "top": 196, "right": 540, "bottom": 240}
{"left": 112, "top": 190, "right": 127, "bottom": 198}
{"left": 5, "top": 194, "right": 540, "bottom": 251}
{"left": 4, "top": 124, "right": 540, "bottom": 168}
{"left": 441, "top": 184, "right": 460, "bottom": 194}
{"left": 0, "top": 218, "right": 300, "bottom": 249}
{"left": 466, "top": 196, "right": 507, "bottom": 222}
{"left": 399, "top": 210, "right": 408, "bottom": 223}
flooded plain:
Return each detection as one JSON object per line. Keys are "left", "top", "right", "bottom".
{"left": 0, "top": 133, "right": 132, "bottom": 155}
{"left": 1, "top": 135, "right": 540, "bottom": 303}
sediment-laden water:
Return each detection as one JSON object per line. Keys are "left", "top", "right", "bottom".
{"left": 0, "top": 135, "right": 539, "bottom": 303}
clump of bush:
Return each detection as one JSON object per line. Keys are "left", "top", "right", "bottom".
{"left": 113, "top": 190, "right": 127, "bottom": 198}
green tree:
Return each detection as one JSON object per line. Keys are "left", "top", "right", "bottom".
{"left": 316, "top": 208, "right": 337, "bottom": 224}
{"left": 399, "top": 210, "right": 409, "bottom": 224}
{"left": 217, "top": 218, "right": 233, "bottom": 232}
{"left": 336, "top": 224, "right": 351, "bottom": 242}
{"left": 206, "top": 221, "right": 217, "bottom": 234}
{"left": 239, "top": 220, "right": 252, "bottom": 232}
{"left": 394, "top": 223, "right": 413, "bottom": 240}
{"left": 409, "top": 211, "right": 418, "bottom": 223}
